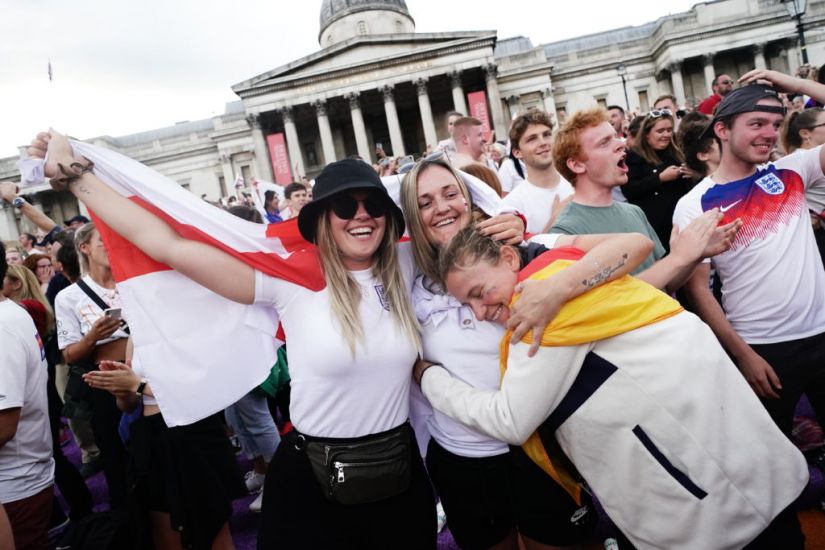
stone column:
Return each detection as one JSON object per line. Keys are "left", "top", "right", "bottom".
{"left": 382, "top": 86, "right": 406, "bottom": 157}
{"left": 314, "top": 100, "right": 336, "bottom": 165}
{"left": 786, "top": 39, "right": 801, "bottom": 76}
{"left": 348, "top": 93, "right": 372, "bottom": 162}
{"left": 506, "top": 94, "right": 522, "bottom": 119}
{"left": 669, "top": 62, "right": 686, "bottom": 106}
{"left": 246, "top": 113, "right": 275, "bottom": 182}
{"left": 280, "top": 107, "right": 305, "bottom": 179}
{"left": 416, "top": 79, "right": 438, "bottom": 149}
{"left": 753, "top": 43, "right": 767, "bottom": 70}
{"left": 484, "top": 64, "right": 508, "bottom": 142}
{"left": 702, "top": 54, "right": 716, "bottom": 97}
{"left": 219, "top": 154, "right": 234, "bottom": 193}
{"left": 540, "top": 88, "right": 557, "bottom": 125}
{"left": 450, "top": 71, "right": 467, "bottom": 114}
{"left": 0, "top": 207, "right": 19, "bottom": 241}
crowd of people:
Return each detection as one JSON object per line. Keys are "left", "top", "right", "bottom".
{"left": 2, "top": 63, "right": 825, "bottom": 550}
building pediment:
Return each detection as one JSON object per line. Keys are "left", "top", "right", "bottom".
{"left": 232, "top": 31, "right": 496, "bottom": 98}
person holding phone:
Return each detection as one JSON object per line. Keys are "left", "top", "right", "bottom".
{"left": 54, "top": 222, "right": 131, "bottom": 510}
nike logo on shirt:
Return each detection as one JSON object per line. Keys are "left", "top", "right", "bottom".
{"left": 719, "top": 199, "right": 742, "bottom": 213}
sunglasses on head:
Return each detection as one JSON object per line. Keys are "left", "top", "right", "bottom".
{"left": 397, "top": 150, "right": 448, "bottom": 175}
{"left": 647, "top": 109, "right": 673, "bottom": 119}
{"left": 328, "top": 191, "right": 387, "bottom": 220}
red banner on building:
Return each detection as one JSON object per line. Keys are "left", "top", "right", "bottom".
{"left": 467, "top": 91, "right": 492, "bottom": 141}
{"left": 266, "top": 133, "right": 292, "bottom": 184}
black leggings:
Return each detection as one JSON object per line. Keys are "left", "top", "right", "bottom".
{"left": 89, "top": 388, "right": 130, "bottom": 509}
{"left": 47, "top": 378, "right": 93, "bottom": 522}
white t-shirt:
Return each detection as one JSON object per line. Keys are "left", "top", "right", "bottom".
{"left": 55, "top": 275, "right": 129, "bottom": 351}
{"left": 673, "top": 145, "right": 825, "bottom": 344}
{"left": 502, "top": 176, "right": 574, "bottom": 234}
{"left": 497, "top": 157, "right": 526, "bottom": 194}
{"left": 411, "top": 275, "right": 509, "bottom": 457}
{"left": 0, "top": 299, "right": 54, "bottom": 503}
{"left": 253, "top": 244, "right": 418, "bottom": 438}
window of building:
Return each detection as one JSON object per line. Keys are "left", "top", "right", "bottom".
{"left": 395, "top": 20, "right": 403, "bottom": 32}
{"left": 556, "top": 105, "right": 568, "bottom": 123}
{"left": 638, "top": 90, "right": 649, "bottom": 113}
{"left": 241, "top": 165, "right": 252, "bottom": 185}
{"left": 305, "top": 143, "right": 319, "bottom": 167}
{"left": 218, "top": 175, "right": 226, "bottom": 198}
{"left": 357, "top": 21, "right": 367, "bottom": 35}
{"left": 595, "top": 97, "right": 607, "bottom": 108}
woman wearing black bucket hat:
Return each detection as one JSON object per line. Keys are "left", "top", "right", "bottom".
{"left": 252, "top": 158, "right": 437, "bottom": 548}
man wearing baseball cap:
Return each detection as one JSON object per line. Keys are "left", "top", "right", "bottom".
{"left": 674, "top": 73, "right": 825, "bottom": 546}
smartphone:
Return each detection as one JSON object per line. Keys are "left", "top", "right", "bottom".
{"left": 375, "top": 142, "right": 383, "bottom": 150}
{"left": 104, "top": 307, "right": 122, "bottom": 321}
{"left": 399, "top": 155, "right": 414, "bottom": 167}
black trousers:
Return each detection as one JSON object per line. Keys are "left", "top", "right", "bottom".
{"left": 749, "top": 330, "right": 825, "bottom": 437}
{"left": 47, "top": 372, "right": 93, "bottom": 522}
{"left": 257, "top": 429, "right": 436, "bottom": 550}
{"left": 89, "top": 389, "right": 130, "bottom": 509}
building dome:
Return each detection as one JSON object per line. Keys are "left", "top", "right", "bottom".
{"left": 319, "top": 0, "right": 415, "bottom": 46}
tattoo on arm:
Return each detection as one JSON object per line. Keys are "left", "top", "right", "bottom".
{"left": 582, "top": 253, "right": 628, "bottom": 289}
{"left": 70, "top": 180, "right": 91, "bottom": 196}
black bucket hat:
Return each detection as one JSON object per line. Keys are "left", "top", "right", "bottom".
{"left": 701, "top": 84, "right": 787, "bottom": 139}
{"left": 297, "top": 158, "right": 405, "bottom": 243}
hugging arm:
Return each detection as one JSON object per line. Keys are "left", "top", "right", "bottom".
{"left": 420, "top": 342, "right": 591, "bottom": 444}
{"left": 509, "top": 232, "right": 653, "bottom": 354}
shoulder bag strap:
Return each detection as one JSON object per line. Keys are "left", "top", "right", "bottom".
{"left": 75, "top": 278, "right": 131, "bottom": 335}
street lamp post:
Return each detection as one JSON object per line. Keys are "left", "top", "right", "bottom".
{"left": 616, "top": 63, "right": 630, "bottom": 112}
{"left": 782, "top": 0, "right": 809, "bottom": 64}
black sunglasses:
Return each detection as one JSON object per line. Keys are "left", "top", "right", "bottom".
{"left": 328, "top": 191, "right": 387, "bottom": 219}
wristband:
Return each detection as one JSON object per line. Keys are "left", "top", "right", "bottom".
{"left": 135, "top": 379, "right": 148, "bottom": 398}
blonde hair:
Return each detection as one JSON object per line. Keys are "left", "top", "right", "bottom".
{"left": 5, "top": 264, "right": 54, "bottom": 331}
{"left": 315, "top": 209, "right": 421, "bottom": 356}
{"left": 75, "top": 222, "right": 97, "bottom": 275}
{"left": 400, "top": 157, "right": 486, "bottom": 285}
{"left": 437, "top": 226, "right": 507, "bottom": 282}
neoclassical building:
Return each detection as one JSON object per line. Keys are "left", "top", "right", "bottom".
{"left": 2, "top": 0, "right": 824, "bottom": 239}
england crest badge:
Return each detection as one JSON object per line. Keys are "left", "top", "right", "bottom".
{"left": 374, "top": 284, "right": 390, "bottom": 311}
{"left": 755, "top": 172, "right": 785, "bottom": 195}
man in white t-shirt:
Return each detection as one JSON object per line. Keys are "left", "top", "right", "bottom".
{"left": 0, "top": 242, "right": 55, "bottom": 550}
{"left": 502, "top": 110, "right": 574, "bottom": 233}
{"left": 675, "top": 78, "right": 825, "bottom": 448}
{"left": 436, "top": 111, "right": 463, "bottom": 162}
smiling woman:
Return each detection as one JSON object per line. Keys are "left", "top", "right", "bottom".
{"left": 399, "top": 153, "right": 657, "bottom": 550}
{"left": 623, "top": 110, "right": 690, "bottom": 252}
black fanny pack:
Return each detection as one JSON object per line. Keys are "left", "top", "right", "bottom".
{"left": 294, "top": 422, "right": 412, "bottom": 505}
